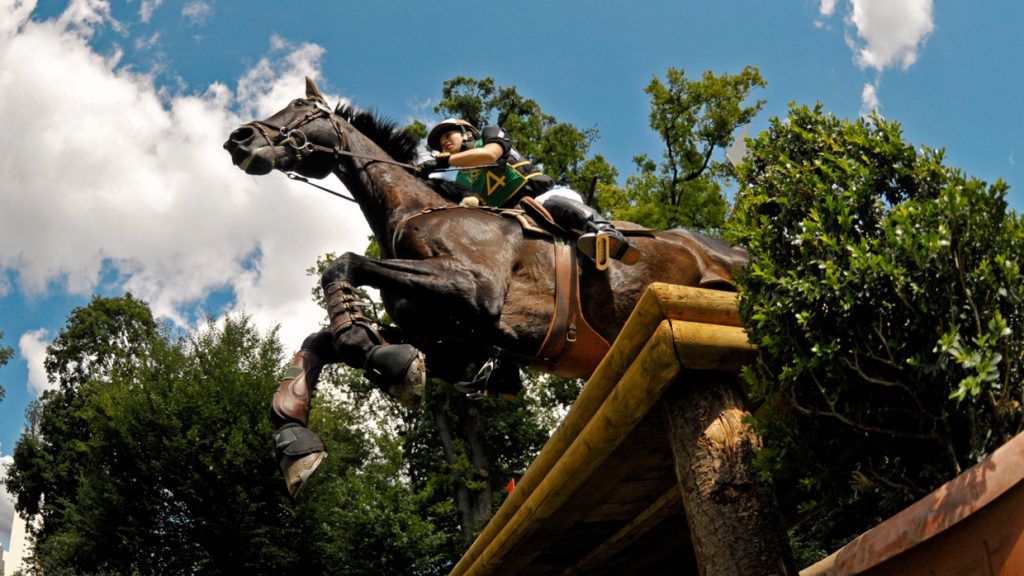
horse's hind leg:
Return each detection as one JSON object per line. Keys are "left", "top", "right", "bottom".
{"left": 271, "top": 330, "right": 336, "bottom": 497}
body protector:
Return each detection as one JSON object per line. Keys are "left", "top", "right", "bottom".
{"left": 456, "top": 126, "right": 554, "bottom": 207}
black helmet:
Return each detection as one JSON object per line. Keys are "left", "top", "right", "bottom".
{"left": 426, "top": 119, "right": 479, "bottom": 152}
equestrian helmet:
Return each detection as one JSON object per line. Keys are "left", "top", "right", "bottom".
{"left": 427, "top": 118, "right": 479, "bottom": 152}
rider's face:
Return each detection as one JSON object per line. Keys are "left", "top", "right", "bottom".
{"left": 440, "top": 130, "right": 465, "bottom": 154}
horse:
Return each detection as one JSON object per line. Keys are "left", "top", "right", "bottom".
{"left": 224, "top": 77, "right": 748, "bottom": 494}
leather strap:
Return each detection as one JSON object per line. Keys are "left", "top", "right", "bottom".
{"left": 533, "top": 239, "right": 611, "bottom": 379}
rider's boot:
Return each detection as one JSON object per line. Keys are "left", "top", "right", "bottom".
{"left": 454, "top": 358, "right": 523, "bottom": 400}
{"left": 271, "top": 350, "right": 326, "bottom": 497}
{"left": 541, "top": 196, "right": 640, "bottom": 269}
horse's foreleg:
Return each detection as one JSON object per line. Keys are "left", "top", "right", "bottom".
{"left": 322, "top": 252, "right": 507, "bottom": 321}
{"left": 323, "top": 279, "right": 425, "bottom": 410}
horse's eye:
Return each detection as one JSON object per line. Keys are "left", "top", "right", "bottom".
{"left": 292, "top": 99, "right": 309, "bottom": 108}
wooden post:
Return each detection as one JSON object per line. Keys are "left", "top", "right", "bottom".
{"left": 661, "top": 372, "right": 796, "bottom": 576}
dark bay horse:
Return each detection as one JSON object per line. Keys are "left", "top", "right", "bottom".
{"left": 224, "top": 78, "right": 747, "bottom": 494}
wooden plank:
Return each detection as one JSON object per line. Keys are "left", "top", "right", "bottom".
{"left": 450, "top": 285, "right": 757, "bottom": 576}
{"left": 564, "top": 488, "right": 684, "bottom": 575}
{"left": 802, "top": 429, "right": 1024, "bottom": 576}
{"left": 466, "top": 322, "right": 683, "bottom": 576}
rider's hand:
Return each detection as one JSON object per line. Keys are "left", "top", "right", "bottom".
{"left": 415, "top": 153, "right": 450, "bottom": 178}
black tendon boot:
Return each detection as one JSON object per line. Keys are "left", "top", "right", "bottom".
{"left": 271, "top": 350, "right": 327, "bottom": 497}
{"left": 454, "top": 358, "right": 523, "bottom": 400}
{"left": 541, "top": 196, "right": 639, "bottom": 270}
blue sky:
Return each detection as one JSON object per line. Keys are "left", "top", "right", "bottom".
{"left": 1, "top": 0, "right": 1021, "bottom": 551}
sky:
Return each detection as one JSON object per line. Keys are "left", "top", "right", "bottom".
{"left": 0, "top": 0, "right": 1021, "bottom": 551}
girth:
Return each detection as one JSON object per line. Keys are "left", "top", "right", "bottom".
{"left": 529, "top": 237, "right": 610, "bottom": 379}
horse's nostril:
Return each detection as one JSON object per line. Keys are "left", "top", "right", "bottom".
{"left": 229, "top": 126, "right": 255, "bottom": 143}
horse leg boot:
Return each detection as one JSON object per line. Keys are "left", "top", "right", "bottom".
{"left": 325, "top": 281, "right": 426, "bottom": 410}
{"left": 271, "top": 342, "right": 328, "bottom": 497}
{"left": 542, "top": 196, "right": 640, "bottom": 270}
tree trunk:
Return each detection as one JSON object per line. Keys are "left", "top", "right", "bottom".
{"left": 432, "top": 404, "right": 495, "bottom": 545}
{"left": 660, "top": 372, "right": 796, "bottom": 576}
{"left": 464, "top": 406, "right": 493, "bottom": 537}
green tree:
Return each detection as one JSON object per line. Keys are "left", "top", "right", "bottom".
{"left": 726, "top": 103, "right": 1024, "bottom": 563}
{"left": 6, "top": 294, "right": 161, "bottom": 538}
{"left": 612, "top": 66, "right": 766, "bottom": 231}
{"left": 0, "top": 330, "right": 12, "bottom": 401}
{"left": 7, "top": 295, "right": 453, "bottom": 575}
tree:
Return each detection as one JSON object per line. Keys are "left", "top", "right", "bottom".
{"left": 610, "top": 66, "right": 766, "bottom": 231}
{"left": 0, "top": 330, "right": 12, "bottom": 401}
{"left": 6, "top": 295, "right": 453, "bottom": 575}
{"left": 726, "top": 103, "right": 1024, "bottom": 563}
{"left": 5, "top": 294, "right": 161, "bottom": 537}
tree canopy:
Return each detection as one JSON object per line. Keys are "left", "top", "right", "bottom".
{"left": 5, "top": 296, "right": 454, "bottom": 575}
{"left": 609, "top": 66, "right": 765, "bottom": 231}
{"left": 0, "top": 330, "right": 12, "bottom": 401}
{"left": 727, "top": 103, "right": 1024, "bottom": 562}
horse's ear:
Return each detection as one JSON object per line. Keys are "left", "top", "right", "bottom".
{"left": 305, "top": 76, "right": 327, "bottom": 103}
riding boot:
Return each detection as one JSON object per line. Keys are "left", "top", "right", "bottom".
{"left": 271, "top": 350, "right": 327, "bottom": 497}
{"left": 541, "top": 196, "right": 640, "bottom": 269}
{"left": 454, "top": 358, "right": 523, "bottom": 400}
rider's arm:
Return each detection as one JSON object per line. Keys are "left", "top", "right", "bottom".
{"left": 448, "top": 142, "right": 504, "bottom": 168}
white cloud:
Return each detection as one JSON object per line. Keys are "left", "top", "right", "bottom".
{"left": 845, "top": 0, "right": 934, "bottom": 72}
{"left": 182, "top": 1, "right": 212, "bottom": 27}
{"left": 860, "top": 81, "right": 880, "bottom": 115}
{"left": 139, "top": 0, "right": 162, "bottom": 24}
{"left": 817, "top": 1, "right": 934, "bottom": 115}
{"left": 18, "top": 329, "right": 52, "bottom": 396}
{"left": 0, "top": 0, "right": 370, "bottom": 353}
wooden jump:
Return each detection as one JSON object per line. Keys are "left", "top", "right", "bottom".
{"left": 449, "top": 283, "right": 792, "bottom": 575}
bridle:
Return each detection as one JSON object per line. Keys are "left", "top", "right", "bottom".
{"left": 245, "top": 98, "right": 419, "bottom": 203}
{"left": 249, "top": 98, "right": 419, "bottom": 171}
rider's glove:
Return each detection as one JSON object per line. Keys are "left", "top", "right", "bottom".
{"left": 415, "top": 153, "right": 450, "bottom": 178}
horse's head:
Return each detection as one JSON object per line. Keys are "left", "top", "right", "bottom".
{"left": 224, "top": 77, "right": 346, "bottom": 179}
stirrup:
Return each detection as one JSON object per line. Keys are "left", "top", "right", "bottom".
{"left": 577, "top": 231, "right": 640, "bottom": 270}
{"left": 454, "top": 360, "right": 522, "bottom": 400}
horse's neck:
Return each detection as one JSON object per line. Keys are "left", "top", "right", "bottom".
{"left": 337, "top": 132, "right": 444, "bottom": 251}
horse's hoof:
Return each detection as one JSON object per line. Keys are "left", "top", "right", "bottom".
{"left": 280, "top": 450, "right": 326, "bottom": 497}
{"left": 387, "top": 350, "right": 426, "bottom": 410}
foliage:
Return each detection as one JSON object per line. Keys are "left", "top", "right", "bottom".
{"left": 727, "top": 103, "right": 1024, "bottom": 558}
{"left": 0, "top": 330, "right": 12, "bottom": 401}
{"left": 44, "top": 293, "right": 160, "bottom": 393}
{"left": 610, "top": 66, "right": 766, "bottom": 231}
{"left": 5, "top": 295, "right": 454, "bottom": 575}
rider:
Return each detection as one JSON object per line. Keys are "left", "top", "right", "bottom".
{"left": 415, "top": 119, "right": 639, "bottom": 397}
{"left": 417, "top": 118, "right": 639, "bottom": 266}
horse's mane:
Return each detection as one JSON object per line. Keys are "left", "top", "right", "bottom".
{"left": 335, "top": 103, "right": 472, "bottom": 203}
{"left": 335, "top": 104, "right": 418, "bottom": 164}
